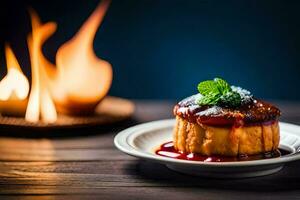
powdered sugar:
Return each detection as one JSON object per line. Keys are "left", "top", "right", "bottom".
{"left": 195, "top": 106, "right": 222, "bottom": 116}
{"left": 177, "top": 107, "right": 189, "bottom": 115}
{"left": 231, "top": 86, "right": 253, "bottom": 104}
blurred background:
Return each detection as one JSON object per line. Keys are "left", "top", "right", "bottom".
{"left": 0, "top": 0, "right": 299, "bottom": 100}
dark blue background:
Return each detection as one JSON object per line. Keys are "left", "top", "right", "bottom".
{"left": 0, "top": 0, "right": 299, "bottom": 100}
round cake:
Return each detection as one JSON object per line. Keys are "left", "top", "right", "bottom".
{"left": 173, "top": 78, "right": 281, "bottom": 156}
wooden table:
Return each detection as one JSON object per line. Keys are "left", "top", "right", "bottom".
{"left": 0, "top": 100, "right": 299, "bottom": 200}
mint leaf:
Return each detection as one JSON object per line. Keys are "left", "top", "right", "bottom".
{"left": 196, "top": 77, "right": 245, "bottom": 108}
{"left": 219, "top": 91, "right": 241, "bottom": 108}
{"left": 214, "top": 78, "right": 231, "bottom": 94}
{"left": 197, "top": 80, "right": 219, "bottom": 96}
{"left": 196, "top": 93, "right": 220, "bottom": 106}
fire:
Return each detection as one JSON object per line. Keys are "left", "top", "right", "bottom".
{"left": 25, "top": 9, "right": 58, "bottom": 123}
{"left": 0, "top": 0, "right": 112, "bottom": 123}
{"left": 55, "top": 0, "right": 112, "bottom": 115}
{"left": 0, "top": 44, "right": 29, "bottom": 116}
{"left": 0, "top": 44, "right": 29, "bottom": 101}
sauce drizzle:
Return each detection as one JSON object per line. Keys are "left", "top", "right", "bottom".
{"left": 156, "top": 141, "right": 289, "bottom": 162}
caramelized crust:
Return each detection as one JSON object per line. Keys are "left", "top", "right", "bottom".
{"left": 174, "top": 95, "right": 281, "bottom": 126}
{"left": 173, "top": 116, "right": 280, "bottom": 156}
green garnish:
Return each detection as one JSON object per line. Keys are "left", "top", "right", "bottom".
{"left": 219, "top": 91, "right": 241, "bottom": 108}
{"left": 196, "top": 78, "right": 242, "bottom": 108}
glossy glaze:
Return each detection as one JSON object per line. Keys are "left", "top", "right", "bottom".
{"left": 174, "top": 94, "right": 281, "bottom": 126}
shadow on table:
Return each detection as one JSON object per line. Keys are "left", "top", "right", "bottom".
{"left": 127, "top": 160, "right": 300, "bottom": 191}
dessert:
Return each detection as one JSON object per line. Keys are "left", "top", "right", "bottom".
{"left": 172, "top": 78, "right": 281, "bottom": 157}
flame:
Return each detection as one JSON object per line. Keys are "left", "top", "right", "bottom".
{"left": 24, "top": 0, "right": 112, "bottom": 122}
{"left": 0, "top": 0, "right": 112, "bottom": 122}
{"left": 25, "top": 9, "right": 58, "bottom": 123}
{"left": 54, "top": 0, "right": 112, "bottom": 115}
{"left": 0, "top": 44, "right": 29, "bottom": 101}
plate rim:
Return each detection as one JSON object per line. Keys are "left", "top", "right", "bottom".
{"left": 114, "top": 119, "right": 300, "bottom": 167}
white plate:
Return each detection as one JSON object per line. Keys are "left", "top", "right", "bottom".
{"left": 114, "top": 119, "right": 300, "bottom": 178}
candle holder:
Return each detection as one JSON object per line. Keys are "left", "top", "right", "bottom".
{"left": 0, "top": 96, "right": 134, "bottom": 132}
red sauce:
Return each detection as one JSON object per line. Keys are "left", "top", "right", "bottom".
{"left": 155, "top": 141, "right": 289, "bottom": 162}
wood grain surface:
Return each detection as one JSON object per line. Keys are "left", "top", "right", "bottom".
{"left": 0, "top": 100, "right": 299, "bottom": 200}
